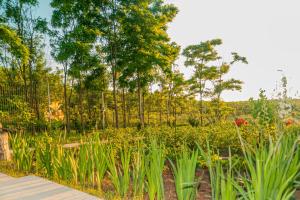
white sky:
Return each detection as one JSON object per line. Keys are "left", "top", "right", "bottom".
{"left": 39, "top": 0, "right": 300, "bottom": 101}
{"left": 165, "top": 0, "right": 300, "bottom": 101}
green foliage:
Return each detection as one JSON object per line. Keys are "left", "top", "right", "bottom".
{"left": 6, "top": 124, "right": 300, "bottom": 199}
{"left": 92, "top": 142, "right": 107, "bottom": 192}
{"left": 197, "top": 130, "right": 300, "bottom": 200}
{"left": 250, "top": 89, "right": 277, "bottom": 126}
{"left": 235, "top": 132, "right": 300, "bottom": 200}
{"left": 145, "top": 141, "right": 165, "bottom": 200}
{"left": 0, "top": 25, "right": 29, "bottom": 66}
{"left": 36, "top": 142, "right": 54, "bottom": 177}
{"left": 198, "top": 144, "right": 238, "bottom": 200}
{"left": 187, "top": 116, "right": 200, "bottom": 127}
{"left": 170, "top": 150, "right": 199, "bottom": 200}
{"left": 106, "top": 147, "right": 131, "bottom": 198}
{"left": 132, "top": 143, "right": 146, "bottom": 199}
{"left": 10, "top": 134, "right": 34, "bottom": 172}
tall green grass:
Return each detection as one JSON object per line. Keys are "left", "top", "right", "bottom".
{"left": 235, "top": 133, "right": 300, "bottom": 200}
{"left": 170, "top": 150, "right": 199, "bottom": 200}
{"left": 132, "top": 143, "right": 146, "bottom": 199}
{"left": 10, "top": 134, "right": 34, "bottom": 172}
{"left": 8, "top": 128, "right": 300, "bottom": 199}
{"left": 198, "top": 132, "right": 300, "bottom": 200}
{"left": 92, "top": 142, "right": 107, "bottom": 192}
{"left": 198, "top": 143, "right": 238, "bottom": 200}
{"left": 106, "top": 147, "right": 131, "bottom": 198}
{"left": 145, "top": 141, "right": 165, "bottom": 200}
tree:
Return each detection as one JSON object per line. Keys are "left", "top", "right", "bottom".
{"left": 182, "top": 39, "right": 222, "bottom": 126}
{"left": 50, "top": 0, "right": 102, "bottom": 132}
{"left": 1, "top": 0, "right": 48, "bottom": 123}
{"left": 0, "top": 25, "right": 29, "bottom": 70}
{"left": 167, "top": 69, "right": 186, "bottom": 126}
{"left": 118, "top": 0, "right": 180, "bottom": 128}
{"left": 211, "top": 51, "right": 248, "bottom": 121}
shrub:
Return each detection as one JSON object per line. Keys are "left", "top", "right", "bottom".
{"left": 187, "top": 116, "right": 200, "bottom": 127}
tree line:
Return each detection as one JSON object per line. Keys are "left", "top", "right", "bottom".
{"left": 0, "top": 0, "right": 247, "bottom": 132}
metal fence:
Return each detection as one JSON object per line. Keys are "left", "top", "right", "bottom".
{"left": 0, "top": 83, "right": 192, "bottom": 132}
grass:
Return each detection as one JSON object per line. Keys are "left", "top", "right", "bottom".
{"left": 235, "top": 133, "right": 300, "bottom": 200}
{"left": 106, "top": 147, "right": 131, "bottom": 198}
{"left": 132, "top": 143, "right": 146, "bottom": 199}
{"left": 170, "top": 150, "right": 199, "bottom": 200}
{"left": 145, "top": 141, "right": 165, "bottom": 200}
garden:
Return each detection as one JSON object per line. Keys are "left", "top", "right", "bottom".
{"left": 1, "top": 0, "right": 300, "bottom": 199}
{"left": 1, "top": 117, "right": 300, "bottom": 199}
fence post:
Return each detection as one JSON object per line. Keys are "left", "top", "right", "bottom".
{"left": 0, "top": 123, "right": 11, "bottom": 161}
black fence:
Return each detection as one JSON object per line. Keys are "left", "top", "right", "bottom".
{"left": 0, "top": 83, "right": 193, "bottom": 133}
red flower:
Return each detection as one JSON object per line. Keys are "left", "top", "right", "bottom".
{"left": 235, "top": 118, "right": 248, "bottom": 127}
{"left": 285, "top": 119, "right": 293, "bottom": 126}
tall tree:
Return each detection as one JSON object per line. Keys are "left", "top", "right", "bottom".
{"left": 0, "top": 25, "right": 29, "bottom": 70}
{"left": 50, "top": 0, "right": 102, "bottom": 132}
{"left": 118, "top": 0, "right": 180, "bottom": 128}
{"left": 211, "top": 52, "right": 248, "bottom": 121}
{"left": 0, "top": 0, "right": 47, "bottom": 125}
{"left": 0, "top": 0, "right": 48, "bottom": 121}
{"left": 183, "top": 39, "right": 222, "bottom": 126}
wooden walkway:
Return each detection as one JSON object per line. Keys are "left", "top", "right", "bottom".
{"left": 0, "top": 173, "right": 100, "bottom": 200}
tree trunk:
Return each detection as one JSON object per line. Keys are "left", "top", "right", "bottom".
{"left": 78, "top": 79, "right": 84, "bottom": 133}
{"left": 0, "top": 124, "right": 11, "bottom": 161}
{"left": 34, "top": 83, "right": 40, "bottom": 120}
{"left": 142, "top": 91, "right": 145, "bottom": 126}
{"left": 200, "top": 92, "right": 203, "bottom": 126}
{"left": 174, "top": 98, "right": 177, "bottom": 127}
{"left": 167, "top": 90, "right": 171, "bottom": 126}
{"left": 127, "top": 97, "right": 131, "bottom": 127}
{"left": 63, "top": 63, "right": 70, "bottom": 134}
{"left": 137, "top": 75, "right": 144, "bottom": 128}
{"left": 101, "top": 91, "right": 105, "bottom": 129}
{"left": 112, "top": 70, "right": 119, "bottom": 128}
{"left": 122, "top": 88, "right": 126, "bottom": 128}
{"left": 159, "top": 92, "right": 162, "bottom": 125}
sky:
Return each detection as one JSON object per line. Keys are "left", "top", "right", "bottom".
{"left": 37, "top": 0, "right": 300, "bottom": 101}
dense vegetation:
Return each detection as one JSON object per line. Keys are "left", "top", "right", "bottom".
{"left": 0, "top": 0, "right": 254, "bottom": 131}
{"left": 0, "top": 0, "right": 300, "bottom": 200}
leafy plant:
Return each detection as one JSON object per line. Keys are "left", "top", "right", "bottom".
{"left": 10, "top": 134, "right": 34, "bottom": 172}
{"left": 198, "top": 139, "right": 241, "bottom": 200}
{"left": 250, "top": 89, "right": 277, "bottom": 127}
{"left": 145, "top": 141, "right": 165, "bottom": 200}
{"left": 188, "top": 116, "right": 200, "bottom": 127}
{"left": 92, "top": 142, "right": 107, "bottom": 192}
{"left": 106, "top": 147, "right": 131, "bottom": 198}
{"left": 235, "top": 133, "right": 300, "bottom": 200}
{"left": 170, "top": 150, "right": 199, "bottom": 200}
{"left": 132, "top": 143, "right": 146, "bottom": 199}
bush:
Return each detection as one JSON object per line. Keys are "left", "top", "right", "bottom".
{"left": 187, "top": 116, "right": 200, "bottom": 127}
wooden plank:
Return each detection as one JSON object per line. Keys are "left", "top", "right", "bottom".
{"left": 0, "top": 173, "right": 15, "bottom": 183}
{"left": 0, "top": 174, "right": 100, "bottom": 200}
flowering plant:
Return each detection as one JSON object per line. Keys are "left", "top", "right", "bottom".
{"left": 285, "top": 119, "right": 294, "bottom": 126}
{"left": 235, "top": 118, "right": 248, "bottom": 127}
